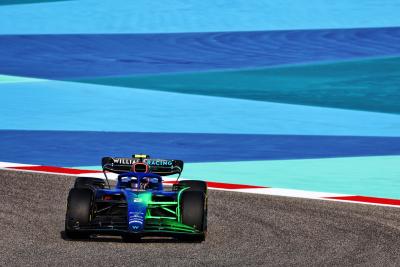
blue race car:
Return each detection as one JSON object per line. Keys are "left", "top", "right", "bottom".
{"left": 65, "top": 154, "right": 207, "bottom": 242}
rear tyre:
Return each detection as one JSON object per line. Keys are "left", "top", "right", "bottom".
{"left": 74, "top": 177, "right": 105, "bottom": 190}
{"left": 178, "top": 180, "right": 207, "bottom": 194}
{"left": 65, "top": 188, "right": 93, "bottom": 239}
{"left": 180, "top": 190, "right": 207, "bottom": 241}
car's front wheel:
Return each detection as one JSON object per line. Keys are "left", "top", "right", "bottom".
{"left": 180, "top": 190, "right": 207, "bottom": 241}
{"left": 65, "top": 188, "right": 93, "bottom": 239}
{"left": 178, "top": 180, "right": 207, "bottom": 194}
{"left": 74, "top": 177, "right": 105, "bottom": 190}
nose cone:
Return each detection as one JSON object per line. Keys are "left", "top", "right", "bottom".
{"left": 129, "top": 221, "right": 143, "bottom": 232}
{"left": 126, "top": 191, "right": 150, "bottom": 233}
{"left": 128, "top": 211, "right": 145, "bottom": 232}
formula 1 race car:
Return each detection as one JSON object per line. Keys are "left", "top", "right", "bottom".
{"left": 64, "top": 154, "right": 207, "bottom": 242}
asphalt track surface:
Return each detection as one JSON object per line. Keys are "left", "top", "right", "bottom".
{"left": 1, "top": 170, "right": 400, "bottom": 266}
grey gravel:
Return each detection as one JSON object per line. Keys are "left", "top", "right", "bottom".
{"left": 1, "top": 169, "right": 400, "bottom": 266}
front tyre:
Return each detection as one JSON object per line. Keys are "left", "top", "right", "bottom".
{"left": 74, "top": 177, "right": 105, "bottom": 190}
{"left": 180, "top": 190, "right": 207, "bottom": 241}
{"left": 65, "top": 188, "right": 93, "bottom": 239}
{"left": 178, "top": 180, "right": 207, "bottom": 194}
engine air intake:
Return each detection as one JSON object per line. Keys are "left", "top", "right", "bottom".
{"left": 131, "top": 163, "right": 149, "bottom": 173}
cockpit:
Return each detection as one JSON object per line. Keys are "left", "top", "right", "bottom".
{"left": 117, "top": 163, "right": 163, "bottom": 191}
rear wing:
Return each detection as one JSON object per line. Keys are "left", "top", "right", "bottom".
{"left": 101, "top": 156, "right": 183, "bottom": 176}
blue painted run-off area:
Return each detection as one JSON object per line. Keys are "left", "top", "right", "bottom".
{"left": 0, "top": 0, "right": 399, "bottom": 34}
{"left": 1, "top": 130, "right": 400, "bottom": 166}
{"left": 2, "top": 80, "right": 400, "bottom": 137}
{"left": 0, "top": 27, "right": 400, "bottom": 78}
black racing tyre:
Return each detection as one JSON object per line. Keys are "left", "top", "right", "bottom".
{"left": 74, "top": 177, "right": 105, "bottom": 189}
{"left": 65, "top": 188, "right": 93, "bottom": 239}
{"left": 180, "top": 190, "right": 207, "bottom": 241}
{"left": 178, "top": 180, "right": 207, "bottom": 194}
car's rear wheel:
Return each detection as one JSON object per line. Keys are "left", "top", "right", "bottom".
{"left": 178, "top": 180, "right": 207, "bottom": 194}
{"left": 180, "top": 190, "right": 207, "bottom": 241}
{"left": 74, "top": 177, "right": 105, "bottom": 190}
{"left": 65, "top": 188, "right": 93, "bottom": 239}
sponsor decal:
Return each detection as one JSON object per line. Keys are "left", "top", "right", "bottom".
{"left": 114, "top": 158, "right": 138, "bottom": 165}
{"left": 129, "top": 220, "right": 144, "bottom": 224}
{"left": 128, "top": 211, "right": 145, "bottom": 232}
{"left": 113, "top": 158, "right": 173, "bottom": 166}
{"left": 128, "top": 212, "right": 144, "bottom": 224}
{"left": 145, "top": 160, "right": 173, "bottom": 166}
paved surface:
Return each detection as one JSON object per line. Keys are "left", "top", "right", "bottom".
{"left": 1, "top": 170, "right": 400, "bottom": 266}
